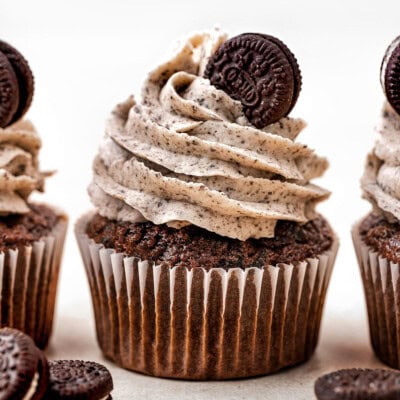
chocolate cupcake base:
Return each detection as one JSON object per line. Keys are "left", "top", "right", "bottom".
{"left": 353, "top": 216, "right": 400, "bottom": 369}
{"left": 0, "top": 205, "right": 68, "bottom": 349}
{"left": 76, "top": 212, "right": 338, "bottom": 380}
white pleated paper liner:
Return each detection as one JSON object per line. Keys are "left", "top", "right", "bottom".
{"left": 352, "top": 219, "right": 400, "bottom": 369}
{"left": 0, "top": 206, "right": 68, "bottom": 349}
{"left": 76, "top": 212, "right": 338, "bottom": 380}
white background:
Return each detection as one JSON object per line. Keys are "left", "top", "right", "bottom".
{"left": 2, "top": 0, "right": 399, "bottom": 398}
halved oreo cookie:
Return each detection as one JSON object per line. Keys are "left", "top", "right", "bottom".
{"left": 381, "top": 35, "right": 400, "bottom": 115}
{"left": 45, "top": 360, "right": 113, "bottom": 400}
{"left": 0, "top": 327, "right": 49, "bottom": 400}
{"left": 0, "top": 40, "right": 34, "bottom": 125}
{"left": 315, "top": 368, "right": 400, "bottom": 400}
{"left": 204, "top": 33, "right": 302, "bottom": 128}
{"left": 0, "top": 52, "right": 19, "bottom": 128}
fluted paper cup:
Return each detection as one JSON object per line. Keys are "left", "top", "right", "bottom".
{"left": 76, "top": 212, "right": 338, "bottom": 379}
{"left": 353, "top": 220, "right": 400, "bottom": 369}
{"left": 0, "top": 207, "right": 68, "bottom": 349}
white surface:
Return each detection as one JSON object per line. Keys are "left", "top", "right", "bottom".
{"left": 1, "top": 0, "right": 399, "bottom": 398}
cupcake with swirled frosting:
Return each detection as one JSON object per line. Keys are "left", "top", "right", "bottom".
{"left": 0, "top": 40, "right": 68, "bottom": 349}
{"left": 353, "top": 35, "right": 400, "bottom": 370}
{"left": 76, "top": 29, "right": 338, "bottom": 379}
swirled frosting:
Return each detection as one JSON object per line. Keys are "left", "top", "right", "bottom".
{"left": 0, "top": 120, "right": 49, "bottom": 215}
{"left": 362, "top": 102, "right": 400, "bottom": 221}
{"left": 90, "top": 30, "right": 330, "bottom": 240}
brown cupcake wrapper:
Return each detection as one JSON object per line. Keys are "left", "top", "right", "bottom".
{"left": 0, "top": 207, "right": 68, "bottom": 349}
{"left": 76, "top": 212, "right": 338, "bottom": 380}
{"left": 352, "top": 221, "right": 400, "bottom": 369}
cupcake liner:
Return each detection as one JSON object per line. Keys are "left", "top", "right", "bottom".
{"left": 76, "top": 212, "right": 338, "bottom": 380}
{"left": 352, "top": 221, "right": 400, "bottom": 369}
{"left": 0, "top": 207, "right": 68, "bottom": 349}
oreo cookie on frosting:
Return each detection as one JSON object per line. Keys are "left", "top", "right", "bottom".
{"left": 205, "top": 33, "right": 301, "bottom": 128}
{"left": 0, "top": 52, "right": 19, "bottom": 128}
{"left": 381, "top": 35, "right": 400, "bottom": 115}
{"left": 0, "top": 327, "right": 49, "bottom": 400}
{"left": 0, "top": 39, "right": 34, "bottom": 128}
{"left": 315, "top": 368, "right": 400, "bottom": 400}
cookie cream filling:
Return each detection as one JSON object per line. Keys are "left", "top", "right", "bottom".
{"left": 0, "top": 120, "right": 49, "bottom": 215}
{"left": 22, "top": 372, "right": 39, "bottom": 400}
{"left": 362, "top": 102, "right": 400, "bottom": 221}
{"left": 90, "top": 30, "right": 329, "bottom": 240}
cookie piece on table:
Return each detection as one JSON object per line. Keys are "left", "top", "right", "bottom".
{"left": 315, "top": 368, "right": 400, "bottom": 400}
{"left": 45, "top": 360, "right": 113, "bottom": 400}
{"left": 205, "top": 33, "right": 301, "bottom": 128}
{"left": 0, "top": 327, "right": 49, "bottom": 400}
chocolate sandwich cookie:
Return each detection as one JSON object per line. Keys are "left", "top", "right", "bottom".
{"left": 45, "top": 360, "right": 113, "bottom": 400}
{"left": 0, "top": 52, "right": 19, "bottom": 128}
{"left": 205, "top": 33, "right": 301, "bottom": 128}
{"left": 0, "top": 40, "right": 34, "bottom": 125}
{"left": 0, "top": 40, "right": 34, "bottom": 128}
{"left": 381, "top": 35, "right": 400, "bottom": 115}
{"left": 315, "top": 368, "right": 400, "bottom": 400}
{"left": 0, "top": 327, "right": 49, "bottom": 400}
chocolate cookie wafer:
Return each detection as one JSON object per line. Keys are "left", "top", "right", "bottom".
{"left": 0, "top": 40, "right": 34, "bottom": 125}
{"left": 381, "top": 35, "right": 400, "bottom": 115}
{"left": 0, "top": 327, "right": 49, "bottom": 400}
{"left": 205, "top": 33, "right": 301, "bottom": 128}
{"left": 45, "top": 360, "right": 113, "bottom": 400}
{"left": 315, "top": 368, "right": 400, "bottom": 400}
{"left": 0, "top": 52, "right": 19, "bottom": 128}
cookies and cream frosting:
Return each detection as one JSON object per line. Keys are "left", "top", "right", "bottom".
{"left": 0, "top": 120, "right": 49, "bottom": 215}
{"left": 90, "top": 30, "right": 330, "bottom": 240}
{"left": 362, "top": 102, "right": 400, "bottom": 221}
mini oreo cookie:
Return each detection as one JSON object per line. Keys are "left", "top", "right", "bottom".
{"left": 0, "top": 327, "right": 49, "bottom": 400}
{"left": 0, "top": 40, "right": 34, "bottom": 125}
{"left": 205, "top": 33, "right": 301, "bottom": 128}
{"left": 0, "top": 52, "right": 19, "bottom": 128}
{"left": 45, "top": 360, "right": 113, "bottom": 400}
{"left": 315, "top": 368, "right": 400, "bottom": 400}
{"left": 381, "top": 35, "right": 400, "bottom": 115}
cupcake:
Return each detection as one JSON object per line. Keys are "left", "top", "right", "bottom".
{"left": 0, "top": 40, "right": 68, "bottom": 348}
{"left": 76, "top": 29, "right": 338, "bottom": 379}
{"left": 353, "top": 36, "right": 400, "bottom": 370}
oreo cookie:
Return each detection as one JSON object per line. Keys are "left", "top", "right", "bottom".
{"left": 0, "top": 327, "right": 49, "bottom": 400}
{"left": 0, "top": 52, "right": 19, "bottom": 128}
{"left": 381, "top": 35, "right": 400, "bottom": 115}
{"left": 0, "top": 40, "right": 34, "bottom": 128}
{"left": 204, "top": 33, "right": 302, "bottom": 128}
{"left": 45, "top": 360, "right": 113, "bottom": 400}
{"left": 0, "top": 40, "right": 34, "bottom": 125}
{"left": 315, "top": 368, "right": 400, "bottom": 400}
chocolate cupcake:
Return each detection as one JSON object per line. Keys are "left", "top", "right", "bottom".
{"left": 76, "top": 29, "right": 338, "bottom": 379}
{"left": 353, "top": 35, "right": 400, "bottom": 370}
{"left": 0, "top": 41, "right": 68, "bottom": 348}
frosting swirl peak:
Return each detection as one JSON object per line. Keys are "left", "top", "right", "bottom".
{"left": 90, "top": 31, "right": 330, "bottom": 240}
{"left": 362, "top": 102, "right": 400, "bottom": 221}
